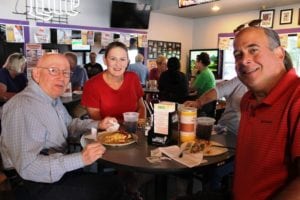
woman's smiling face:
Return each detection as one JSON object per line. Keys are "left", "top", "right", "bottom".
{"left": 104, "top": 47, "right": 129, "bottom": 77}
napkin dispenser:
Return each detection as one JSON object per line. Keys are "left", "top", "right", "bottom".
{"left": 147, "top": 102, "right": 178, "bottom": 146}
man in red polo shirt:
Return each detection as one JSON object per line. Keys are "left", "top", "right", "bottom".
{"left": 233, "top": 27, "right": 300, "bottom": 199}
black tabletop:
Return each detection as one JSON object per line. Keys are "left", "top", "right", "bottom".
{"left": 98, "top": 132, "right": 236, "bottom": 175}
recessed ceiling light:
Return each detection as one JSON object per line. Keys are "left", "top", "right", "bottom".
{"left": 212, "top": 5, "right": 220, "bottom": 12}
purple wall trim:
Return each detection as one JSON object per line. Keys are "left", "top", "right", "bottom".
{"left": 0, "top": 18, "right": 29, "bottom": 25}
{"left": 219, "top": 27, "right": 300, "bottom": 38}
{"left": 218, "top": 33, "right": 234, "bottom": 37}
{"left": 276, "top": 28, "right": 300, "bottom": 34}
{"left": 24, "top": 26, "right": 30, "bottom": 43}
{"left": 36, "top": 22, "right": 148, "bottom": 34}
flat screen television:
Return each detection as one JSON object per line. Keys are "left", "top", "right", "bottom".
{"left": 188, "top": 49, "right": 220, "bottom": 79}
{"left": 71, "top": 39, "right": 91, "bottom": 52}
{"left": 110, "top": 1, "right": 151, "bottom": 29}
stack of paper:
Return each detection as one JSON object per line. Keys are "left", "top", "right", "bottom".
{"left": 158, "top": 145, "right": 203, "bottom": 168}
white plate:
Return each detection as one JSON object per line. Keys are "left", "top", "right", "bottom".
{"left": 80, "top": 132, "right": 138, "bottom": 148}
{"left": 97, "top": 132, "right": 138, "bottom": 147}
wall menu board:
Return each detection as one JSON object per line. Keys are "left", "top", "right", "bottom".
{"left": 147, "top": 40, "right": 181, "bottom": 59}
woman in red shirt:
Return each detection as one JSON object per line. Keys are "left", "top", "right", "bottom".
{"left": 81, "top": 41, "right": 146, "bottom": 121}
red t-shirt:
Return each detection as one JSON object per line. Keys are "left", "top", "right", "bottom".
{"left": 233, "top": 69, "right": 300, "bottom": 200}
{"left": 81, "top": 72, "right": 144, "bottom": 121}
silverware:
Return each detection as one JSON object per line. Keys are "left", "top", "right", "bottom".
{"left": 178, "top": 150, "right": 184, "bottom": 158}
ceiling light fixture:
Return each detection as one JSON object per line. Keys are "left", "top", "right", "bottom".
{"left": 28, "top": 0, "right": 80, "bottom": 21}
{"left": 211, "top": 5, "right": 220, "bottom": 12}
{"left": 179, "top": 0, "right": 220, "bottom": 8}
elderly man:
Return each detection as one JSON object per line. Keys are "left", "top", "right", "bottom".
{"left": 0, "top": 53, "right": 125, "bottom": 200}
{"left": 233, "top": 27, "right": 300, "bottom": 199}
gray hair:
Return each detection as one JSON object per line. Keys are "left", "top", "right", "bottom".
{"left": 3, "top": 53, "right": 26, "bottom": 73}
{"left": 263, "top": 28, "right": 293, "bottom": 70}
{"left": 135, "top": 53, "right": 144, "bottom": 62}
{"left": 263, "top": 28, "right": 281, "bottom": 50}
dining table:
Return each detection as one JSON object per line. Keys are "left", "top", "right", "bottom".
{"left": 92, "top": 130, "right": 236, "bottom": 200}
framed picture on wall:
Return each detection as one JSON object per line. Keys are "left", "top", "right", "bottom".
{"left": 259, "top": 9, "right": 275, "bottom": 28}
{"left": 299, "top": 8, "right": 300, "bottom": 25}
{"left": 280, "top": 9, "right": 293, "bottom": 25}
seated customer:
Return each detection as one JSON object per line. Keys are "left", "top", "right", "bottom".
{"left": 190, "top": 53, "right": 216, "bottom": 117}
{"left": 158, "top": 57, "right": 188, "bottom": 103}
{"left": 0, "top": 53, "right": 27, "bottom": 105}
{"left": 0, "top": 53, "right": 125, "bottom": 200}
{"left": 82, "top": 41, "right": 146, "bottom": 121}
{"left": 64, "top": 52, "right": 88, "bottom": 91}
{"left": 149, "top": 55, "right": 167, "bottom": 81}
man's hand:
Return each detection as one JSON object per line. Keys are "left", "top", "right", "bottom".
{"left": 82, "top": 142, "right": 106, "bottom": 165}
{"left": 98, "top": 117, "right": 118, "bottom": 130}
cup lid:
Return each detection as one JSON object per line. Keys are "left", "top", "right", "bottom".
{"left": 197, "top": 117, "right": 216, "bottom": 125}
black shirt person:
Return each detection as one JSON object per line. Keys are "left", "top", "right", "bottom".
{"left": 84, "top": 52, "right": 103, "bottom": 78}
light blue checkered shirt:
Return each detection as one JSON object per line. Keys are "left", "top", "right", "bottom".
{"left": 0, "top": 80, "right": 98, "bottom": 183}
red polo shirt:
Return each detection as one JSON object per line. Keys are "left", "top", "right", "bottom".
{"left": 233, "top": 69, "right": 300, "bottom": 200}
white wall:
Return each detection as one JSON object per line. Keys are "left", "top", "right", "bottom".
{"left": 147, "top": 13, "right": 194, "bottom": 72}
{"left": 0, "top": 1, "right": 299, "bottom": 72}
{"left": 192, "top": 3, "right": 300, "bottom": 48}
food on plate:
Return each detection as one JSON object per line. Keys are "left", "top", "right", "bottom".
{"left": 181, "top": 139, "right": 228, "bottom": 156}
{"left": 99, "top": 131, "right": 133, "bottom": 144}
{"left": 182, "top": 140, "right": 212, "bottom": 153}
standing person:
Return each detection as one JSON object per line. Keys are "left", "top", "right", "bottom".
{"left": 84, "top": 52, "right": 103, "bottom": 79}
{"left": 0, "top": 53, "right": 27, "bottom": 104}
{"left": 0, "top": 53, "right": 125, "bottom": 200}
{"left": 158, "top": 57, "right": 188, "bottom": 103}
{"left": 81, "top": 41, "right": 146, "bottom": 121}
{"left": 64, "top": 52, "right": 88, "bottom": 91}
{"left": 191, "top": 52, "right": 216, "bottom": 117}
{"left": 127, "top": 53, "right": 149, "bottom": 87}
{"left": 232, "top": 26, "right": 300, "bottom": 200}
{"left": 149, "top": 55, "right": 167, "bottom": 81}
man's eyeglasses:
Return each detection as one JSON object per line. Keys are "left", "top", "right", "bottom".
{"left": 37, "top": 67, "right": 73, "bottom": 78}
{"left": 233, "top": 19, "right": 262, "bottom": 34}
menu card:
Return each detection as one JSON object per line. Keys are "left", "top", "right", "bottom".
{"left": 153, "top": 102, "right": 176, "bottom": 135}
{"left": 158, "top": 145, "right": 203, "bottom": 168}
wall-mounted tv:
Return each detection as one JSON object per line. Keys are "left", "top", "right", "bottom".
{"left": 188, "top": 49, "right": 220, "bottom": 79}
{"left": 110, "top": 1, "right": 151, "bottom": 29}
